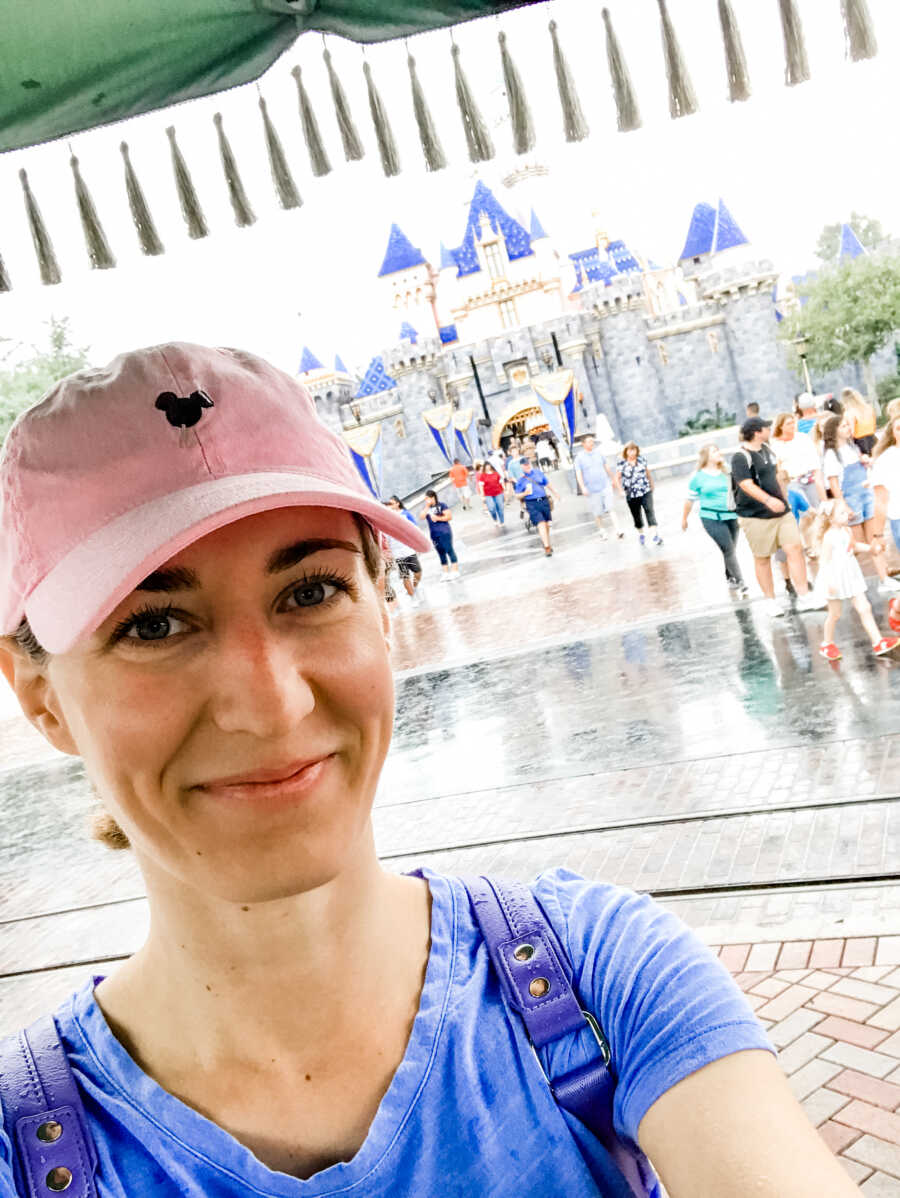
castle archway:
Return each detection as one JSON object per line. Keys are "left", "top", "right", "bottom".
{"left": 491, "top": 399, "right": 548, "bottom": 447}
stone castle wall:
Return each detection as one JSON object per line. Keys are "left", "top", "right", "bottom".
{"left": 316, "top": 257, "right": 900, "bottom": 500}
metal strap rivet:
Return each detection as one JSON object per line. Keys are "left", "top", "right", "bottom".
{"left": 46, "top": 1166, "right": 73, "bottom": 1191}
{"left": 36, "top": 1119, "right": 64, "bottom": 1143}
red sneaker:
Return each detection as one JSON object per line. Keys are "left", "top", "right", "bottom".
{"left": 889, "top": 599, "right": 900, "bottom": 632}
{"left": 872, "top": 637, "right": 900, "bottom": 657}
{"left": 819, "top": 642, "right": 842, "bottom": 661}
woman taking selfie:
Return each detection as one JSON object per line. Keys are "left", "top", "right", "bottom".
{"left": 0, "top": 344, "right": 860, "bottom": 1196}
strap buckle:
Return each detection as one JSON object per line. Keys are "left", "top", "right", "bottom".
{"left": 530, "top": 1006, "right": 611, "bottom": 1087}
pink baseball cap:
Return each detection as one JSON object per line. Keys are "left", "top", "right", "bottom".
{"left": 0, "top": 342, "right": 429, "bottom": 653}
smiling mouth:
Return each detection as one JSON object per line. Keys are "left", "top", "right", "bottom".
{"left": 196, "top": 755, "right": 332, "bottom": 789}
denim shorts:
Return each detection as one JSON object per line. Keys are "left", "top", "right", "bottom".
{"left": 525, "top": 497, "right": 552, "bottom": 524}
{"left": 844, "top": 487, "right": 874, "bottom": 525}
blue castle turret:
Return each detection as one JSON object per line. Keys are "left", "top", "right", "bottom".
{"left": 298, "top": 346, "right": 324, "bottom": 374}
{"left": 378, "top": 224, "right": 427, "bottom": 277}
{"left": 839, "top": 223, "right": 866, "bottom": 261}
{"left": 355, "top": 356, "right": 397, "bottom": 399}
{"left": 678, "top": 199, "right": 748, "bottom": 263}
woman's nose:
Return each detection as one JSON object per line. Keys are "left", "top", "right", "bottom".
{"left": 206, "top": 623, "right": 316, "bottom": 738}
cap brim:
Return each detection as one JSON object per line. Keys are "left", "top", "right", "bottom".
{"left": 26, "top": 472, "right": 431, "bottom": 653}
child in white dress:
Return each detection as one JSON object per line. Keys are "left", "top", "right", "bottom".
{"left": 815, "top": 498, "right": 899, "bottom": 660}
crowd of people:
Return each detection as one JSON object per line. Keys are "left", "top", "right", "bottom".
{"left": 384, "top": 388, "right": 900, "bottom": 660}
{"left": 691, "top": 388, "right": 900, "bottom": 659}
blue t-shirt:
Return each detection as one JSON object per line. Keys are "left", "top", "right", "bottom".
{"left": 687, "top": 469, "right": 736, "bottom": 521}
{"left": 574, "top": 449, "right": 612, "bottom": 495}
{"left": 506, "top": 457, "right": 524, "bottom": 481}
{"left": 0, "top": 871, "right": 770, "bottom": 1198}
{"left": 423, "top": 502, "right": 452, "bottom": 541}
{"left": 797, "top": 417, "right": 816, "bottom": 434}
{"left": 514, "top": 469, "right": 550, "bottom": 500}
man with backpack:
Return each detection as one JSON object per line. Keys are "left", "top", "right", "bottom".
{"left": 731, "top": 417, "right": 824, "bottom": 617}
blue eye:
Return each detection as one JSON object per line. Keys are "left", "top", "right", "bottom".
{"left": 118, "top": 606, "right": 189, "bottom": 643}
{"left": 287, "top": 580, "right": 340, "bottom": 608}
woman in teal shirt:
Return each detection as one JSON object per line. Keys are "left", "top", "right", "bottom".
{"left": 682, "top": 443, "right": 749, "bottom": 597}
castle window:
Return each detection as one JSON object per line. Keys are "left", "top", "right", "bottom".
{"left": 658, "top": 343, "right": 669, "bottom": 366}
{"left": 484, "top": 240, "right": 506, "bottom": 281}
{"left": 499, "top": 298, "right": 518, "bottom": 329}
{"left": 707, "top": 330, "right": 720, "bottom": 354}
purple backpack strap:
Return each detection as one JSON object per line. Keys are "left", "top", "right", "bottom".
{"left": 463, "top": 875, "right": 650, "bottom": 1198}
{"left": 0, "top": 1014, "right": 98, "bottom": 1198}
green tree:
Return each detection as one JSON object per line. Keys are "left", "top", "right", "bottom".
{"left": 0, "top": 317, "right": 91, "bottom": 444}
{"left": 781, "top": 254, "right": 900, "bottom": 398}
{"left": 815, "top": 211, "right": 885, "bottom": 264}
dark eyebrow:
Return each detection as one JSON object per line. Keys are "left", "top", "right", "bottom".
{"left": 134, "top": 539, "right": 361, "bottom": 593}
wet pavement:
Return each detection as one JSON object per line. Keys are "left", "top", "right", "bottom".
{"left": 4, "top": 473, "right": 900, "bottom": 1031}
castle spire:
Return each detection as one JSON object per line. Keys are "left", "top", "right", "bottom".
{"left": 298, "top": 346, "right": 324, "bottom": 374}
{"left": 839, "top": 223, "right": 866, "bottom": 261}
{"left": 377, "top": 223, "right": 427, "bottom": 277}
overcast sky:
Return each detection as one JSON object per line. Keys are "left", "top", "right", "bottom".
{"left": 1, "top": 0, "right": 898, "bottom": 376}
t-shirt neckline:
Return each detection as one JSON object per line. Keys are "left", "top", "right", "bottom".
{"left": 67, "top": 873, "right": 455, "bottom": 1196}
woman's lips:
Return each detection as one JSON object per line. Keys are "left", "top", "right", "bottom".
{"left": 196, "top": 756, "right": 333, "bottom": 802}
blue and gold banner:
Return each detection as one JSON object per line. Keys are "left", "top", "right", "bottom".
{"left": 453, "top": 407, "right": 474, "bottom": 462}
{"left": 342, "top": 423, "right": 383, "bottom": 498}
{"left": 532, "top": 369, "right": 576, "bottom": 449}
{"left": 423, "top": 403, "right": 454, "bottom": 464}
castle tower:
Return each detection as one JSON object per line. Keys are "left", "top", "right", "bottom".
{"left": 377, "top": 224, "right": 439, "bottom": 338}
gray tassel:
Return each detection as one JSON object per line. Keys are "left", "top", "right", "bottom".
{"left": 549, "top": 20, "right": 589, "bottom": 143}
{"left": 258, "top": 96, "right": 302, "bottom": 210}
{"left": 323, "top": 46, "right": 364, "bottom": 162}
{"left": 291, "top": 66, "right": 332, "bottom": 177}
{"left": 213, "top": 113, "right": 256, "bottom": 228}
{"left": 120, "top": 142, "right": 164, "bottom": 256}
{"left": 70, "top": 153, "right": 116, "bottom": 269}
{"left": 166, "top": 127, "right": 209, "bottom": 239}
{"left": 842, "top": 0, "right": 877, "bottom": 61}
{"left": 657, "top": 0, "right": 698, "bottom": 118}
{"left": 778, "top": 0, "right": 810, "bottom": 85}
{"left": 602, "top": 9, "right": 641, "bottom": 132}
{"left": 0, "top": 254, "right": 10, "bottom": 292}
{"left": 407, "top": 52, "right": 447, "bottom": 172}
{"left": 499, "top": 31, "right": 534, "bottom": 156}
{"left": 363, "top": 61, "right": 401, "bottom": 177}
{"left": 452, "top": 42, "right": 494, "bottom": 163}
{"left": 718, "top": 0, "right": 751, "bottom": 101}
{"left": 19, "top": 169, "right": 61, "bottom": 285}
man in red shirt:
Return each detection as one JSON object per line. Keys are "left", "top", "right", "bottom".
{"left": 448, "top": 459, "right": 471, "bottom": 510}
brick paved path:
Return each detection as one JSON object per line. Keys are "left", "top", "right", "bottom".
{"left": 716, "top": 936, "right": 900, "bottom": 1189}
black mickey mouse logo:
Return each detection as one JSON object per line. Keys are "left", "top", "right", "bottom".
{"left": 155, "top": 389, "right": 214, "bottom": 429}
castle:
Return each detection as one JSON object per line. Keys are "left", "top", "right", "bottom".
{"left": 297, "top": 172, "right": 865, "bottom": 500}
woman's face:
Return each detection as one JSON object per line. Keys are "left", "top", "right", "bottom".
{"left": 838, "top": 417, "right": 854, "bottom": 442}
{"left": 707, "top": 445, "right": 721, "bottom": 465}
{"left": 781, "top": 418, "right": 796, "bottom": 440}
{"left": 35, "top": 506, "right": 393, "bottom": 904}
{"left": 626, "top": 447, "right": 638, "bottom": 462}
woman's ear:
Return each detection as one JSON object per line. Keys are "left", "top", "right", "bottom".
{"left": 0, "top": 642, "right": 80, "bottom": 756}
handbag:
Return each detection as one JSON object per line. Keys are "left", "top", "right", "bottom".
{"left": 0, "top": 877, "right": 654, "bottom": 1198}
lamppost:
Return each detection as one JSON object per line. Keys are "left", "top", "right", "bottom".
{"left": 792, "top": 334, "right": 813, "bottom": 395}
{"left": 427, "top": 387, "right": 437, "bottom": 406}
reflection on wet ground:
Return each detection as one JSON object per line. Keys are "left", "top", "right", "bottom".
{"left": 3, "top": 475, "right": 900, "bottom": 1026}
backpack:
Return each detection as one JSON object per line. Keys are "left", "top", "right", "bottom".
{"left": 731, "top": 443, "right": 774, "bottom": 509}
{"left": 0, "top": 877, "right": 653, "bottom": 1197}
